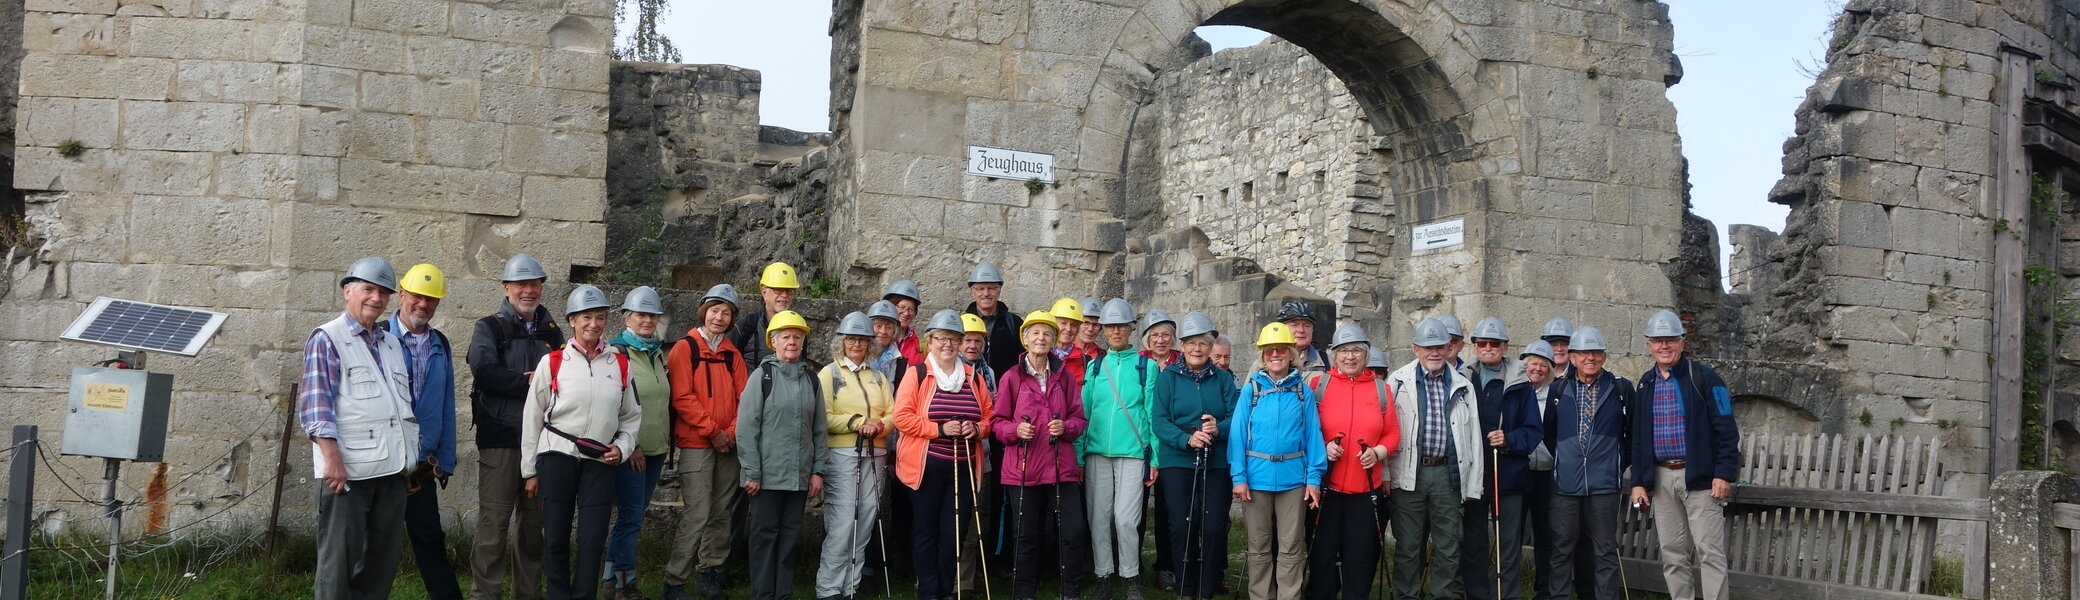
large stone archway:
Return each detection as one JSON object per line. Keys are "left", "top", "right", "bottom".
{"left": 829, "top": 0, "right": 1685, "bottom": 353}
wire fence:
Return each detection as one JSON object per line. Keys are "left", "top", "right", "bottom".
{"left": 8, "top": 409, "right": 296, "bottom": 600}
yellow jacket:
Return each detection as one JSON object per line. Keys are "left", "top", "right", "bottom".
{"left": 820, "top": 359, "right": 895, "bottom": 449}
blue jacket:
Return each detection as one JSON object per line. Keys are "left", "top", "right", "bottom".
{"left": 1631, "top": 355, "right": 1741, "bottom": 492}
{"left": 1153, "top": 362, "right": 1239, "bottom": 471}
{"left": 1229, "top": 369, "right": 1326, "bottom": 492}
{"left": 1489, "top": 379, "right": 1546, "bottom": 496}
{"left": 385, "top": 313, "right": 456, "bottom": 475}
{"left": 1544, "top": 370, "right": 1631, "bottom": 496}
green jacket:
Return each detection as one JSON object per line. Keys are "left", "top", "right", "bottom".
{"left": 1079, "top": 347, "right": 1156, "bottom": 460}
{"left": 610, "top": 332, "right": 672, "bottom": 456}
{"left": 736, "top": 355, "right": 828, "bottom": 491}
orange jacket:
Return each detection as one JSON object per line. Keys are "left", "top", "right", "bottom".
{"left": 892, "top": 360, "right": 995, "bottom": 489}
{"left": 666, "top": 329, "right": 747, "bottom": 448}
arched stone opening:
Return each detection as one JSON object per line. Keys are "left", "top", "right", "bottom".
{"left": 833, "top": 0, "right": 1684, "bottom": 351}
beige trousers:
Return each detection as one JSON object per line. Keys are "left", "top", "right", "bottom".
{"left": 1242, "top": 487, "right": 1307, "bottom": 600}
{"left": 1651, "top": 466, "right": 1729, "bottom": 600}
{"left": 664, "top": 447, "right": 744, "bottom": 585}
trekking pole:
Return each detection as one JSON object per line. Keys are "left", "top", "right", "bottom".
{"left": 1365, "top": 439, "right": 1386, "bottom": 600}
{"left": 1183, "top": 418, "right": 1208, "bottom": 597}
{"left": 870, "top": 433, "right": 891, "bottom": 599}
{"left": 962, "top": 418, "right": 994, "bottom": 600}
{"left": 1013, "top": 415, "right": 1032, "bottom": 591}
{"left": 1049, "top": 413, "right": 1069, "bottom": 594}
{"left": 1327, "top": 433, "right": 1346, "bottom": 597}
{"left": 952, "top": 420, "right": 965, "bottom": 600}
{"left": 1490, "top": 444, "right": 1503, "bottom": 600}
{"left": 845, "top": 415, "right": 872, "bottom": 598}
{"left": 1620, "top": 498, "right": 1641, "bottom": 600}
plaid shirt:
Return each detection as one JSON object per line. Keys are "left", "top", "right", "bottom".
{"left": 298, "top": 313, "right": 387, "bottom": 441}
{"left": 395, "top": 319, "right": 433, "bottom": 402}
{"left": 1651, "top": 374, "right": 1687, "bottom": 461}
{"left": 1418, "top": 366, "right": 1451, "bottom": 457}
{"left": 1575, "top": 377, "right": 1599, "bottom": 454}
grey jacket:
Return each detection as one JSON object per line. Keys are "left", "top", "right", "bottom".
{"left": 736, "top": 355, "right": 828, "bottom": 491}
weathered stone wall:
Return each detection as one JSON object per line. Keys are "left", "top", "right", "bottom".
{"left": 2, "top": 0, "right": 614, "bottom": 534}
{"left": 605, "top": 62, "right": 831, "bottom": 293}
{"left": 1144, "top": 38, "right": 1393, "bottom": 320}
{"left": 832, "top": 0, "right": 1688, "bottom": 362}
{"left": 1731, "top": 0, "right": 2080, "bottom": 495}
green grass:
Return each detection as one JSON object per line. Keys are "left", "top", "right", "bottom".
{"left": 23, "top": 505, "right": 1679, "bottom": 599}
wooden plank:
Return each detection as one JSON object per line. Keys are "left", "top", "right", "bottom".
{"left": 1731, "top": 485, "right": 1991, "bottom": 521}
{"left": 1964, "top": 519, "right": 1988, "bottom": 599}
{"left": 1901, "top": 437, "right": 1927, "bottom": 592}
{"left": 1878, "top": 436, "right": 1903, "bottom": 590}
{"left": 1734, "top": 435, "right": 1756, "bottom": 573}
{"left": 1843, "top": 435, "right": 1872, "bottom": 586}
{"left": 2069, "top": 529, "right": 2080, "bottom": 600}
{"left": 1792, "top": 433, "right": 1817, "bottom": 578}
{"left": 2049, "top": 502, "right": 2080, "bottom": 531}
{"left": 1620, "top": 556, "right": 1967, "bottom": 600}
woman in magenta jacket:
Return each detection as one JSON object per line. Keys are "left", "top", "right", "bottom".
{"left": 989, "top": 310, "right": 1091, "bottom": 600}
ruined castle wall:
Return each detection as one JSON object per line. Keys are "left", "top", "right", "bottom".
{"left": 1148, "top": 39, "right": 1393, "bottom": 314}
{"left": 3, "top": 0, "right": 613, "bottom": 534}
{"left": 605, "top": 62, "right": 831, "bottom": 293}
{"left": 1744, "top": 0, "right": 2080, "bottom": 494}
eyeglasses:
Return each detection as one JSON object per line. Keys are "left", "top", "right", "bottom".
{"left": 1472, "top": 340, "right": 1506, "bottom": 348}
{"left": 1646, "top": 338, "right": 1684, "bottom": 347}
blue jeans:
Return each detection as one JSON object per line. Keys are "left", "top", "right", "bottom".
{"left": 606, "top": 453, "right": 666, "bottom": 580}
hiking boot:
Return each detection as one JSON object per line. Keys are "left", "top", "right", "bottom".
{"left": 694, "top": 569, "right": 724, "bottom": 600}
{"left": 1155, "top": 571, "right": 1176, "bottom": 593}
{"left": 613, "top": 584, "right": 649, "bottom": 600}
{"left": 1090, "top": 575, "right": 1114, "bottom": 600}
{"left": 660, "top": 584, "right": 695, "bottom": 600}
{"left": 1121, "top": 575, "right": 1145, "bottom": 600}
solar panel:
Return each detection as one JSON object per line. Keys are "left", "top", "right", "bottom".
{"left": 60, "top": 297, "right": 228, "bottom": 356}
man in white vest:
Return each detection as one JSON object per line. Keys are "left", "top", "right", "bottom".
{"left": 299, "top": 257, "right": 420, "bottom": 600}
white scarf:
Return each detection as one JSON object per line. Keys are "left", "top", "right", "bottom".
{"left": 929, "top": 356, "right": 963, "bottom": 393}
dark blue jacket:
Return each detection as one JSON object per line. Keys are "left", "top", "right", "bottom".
{"left": 1488, "top": 379, "right": 1545, "bottom": 496}
{"left": 1544, "top": 370, "right": 1632, "bottom": 496}
{"left": 384, "top": 313, "right": 456, "bottom": 475}
{"left": 1631, "top": 355, "right": 1741, "bottom": 492}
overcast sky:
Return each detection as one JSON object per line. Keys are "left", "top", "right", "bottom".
{"left": 650, "top": 2, "right": 1839, "bottom": 283}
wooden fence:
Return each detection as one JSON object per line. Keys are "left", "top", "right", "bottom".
{"left": 1616, "top": 434, "right": 1990, "bottom": 599}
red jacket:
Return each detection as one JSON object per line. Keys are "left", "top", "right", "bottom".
{"left": 1311, "top": 369, "right": 1401, "bottom": 494}
{"left": 666, "top": 329, "right": 747, "bottom": 448}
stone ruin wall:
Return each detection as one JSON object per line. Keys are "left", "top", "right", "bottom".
{"left": 605, "top": 62, "right": 832, "bottom": 294}
{"left": 1, "top": 0, "right": 617, "bottom": 535}
{"left": 1726, "top": 0, "right": 2080, "bottom": 495}
{"left": 1144, "top": 37, "right": 1393, "bottom": 320}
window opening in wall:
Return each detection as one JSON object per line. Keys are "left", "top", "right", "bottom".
{"left": 1276, "top": 171, "right": 1289, "bottom": 195}
{"left": 1314, "top": 171, "right": 1327, "bottom": 195}
{"left": 1242, "top": 181, "right": 1254, "bottom": 203}
{"left": 1220, "top": 188, "right": 1230, "bottom": 204}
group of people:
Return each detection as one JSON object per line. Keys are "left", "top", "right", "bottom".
{"left": 298, "top": 254, "right": 1741, "bottom": 600}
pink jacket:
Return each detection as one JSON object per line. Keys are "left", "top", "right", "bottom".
{"left": 989, "top": 355, "right": 1088, "bottom": 486}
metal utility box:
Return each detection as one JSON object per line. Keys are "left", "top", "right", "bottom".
{"left": 62, "top": 367, "right": 173, "bottom": 462}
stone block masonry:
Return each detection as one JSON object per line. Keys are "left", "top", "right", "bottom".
{"left": 3, "top": 0, "right": 614, "bottom": 534}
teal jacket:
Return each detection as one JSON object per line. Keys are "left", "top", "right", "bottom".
{"left": 1152, "top": 362, "right": 1238, "bottom": 471}
{"left": 1079, "top": 347, "right": 1157, "bottom": 460}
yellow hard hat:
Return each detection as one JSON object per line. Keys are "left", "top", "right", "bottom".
{"left": 400, "top": 263, "right": 446, "bottom": 299}
{"left": 1050, "top": 297, "right": 1084, "bottom": 322}
{"left": 1021, "top": 310, "right": 1059, "bottom": 332}
{"left": 759, "top": 262, "right": 801, "bottom": 289}
{"left": 961, "top": 313, "right": 987, "bottom": 335}
{"left": 765, "top": 310, "right": 810, "bottom": 343}
{"left": 1256, "top": 322, "right": 1297, "bottom": 347}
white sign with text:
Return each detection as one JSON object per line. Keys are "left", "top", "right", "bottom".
{"left": 967, "top": 145, "right": 1056, "bottom": 183}
{"left": 1411, "top": 219, "right": 1466, "bottom": 252}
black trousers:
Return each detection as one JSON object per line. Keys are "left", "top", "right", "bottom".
{"left": 1006, "top": 482, "right": 1091, "bottom": 597}
{"left": 1306, "top": 490, "right": 1383, "bottom": 600}
{"left": 746, "top": 489, "right": 807, "bottom": 600}
{"left": 1160, "top": 466, "right": 1231, "bottom": 598}
{"left": 1152, "top": 481, "right": 1173, "bottom": 577}
{"left": 537, "top": 452, "right": 616, "bottom": 600}
{"left": 405, "top": 479, "right": 465, "bottom": 600}
{"left": 912, "top": 458, "right": 978, "bottom": 599}
{"left": 1526, "top": 470, "right": 1596, "bottom": 600}
{"left": 1460, "top": 493, "right": 1527, "bottom": 600}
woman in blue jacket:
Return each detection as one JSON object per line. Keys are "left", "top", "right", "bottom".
{"left": 1229, "top": 322, "right": 1324, "bottom": 600}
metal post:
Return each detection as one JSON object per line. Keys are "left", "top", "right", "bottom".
{"left": 2, "top": 425, "right": 38, "bottom": 600}
{"left": 102, "top": 458, "right": 122, "bottom": 600}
